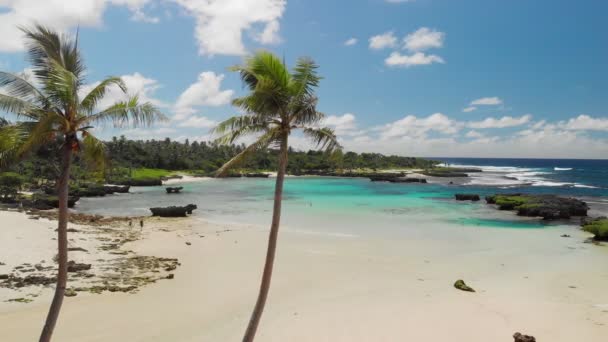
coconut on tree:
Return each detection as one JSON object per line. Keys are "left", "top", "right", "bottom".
{"left": 0, "top": 25, "right": 165, "bottom": 341}
{"left": 214, "top": 51, "right": 340, "bottom": 341}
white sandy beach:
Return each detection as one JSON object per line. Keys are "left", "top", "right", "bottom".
{"left": 1, "top": 209, "right": 608, "bottom": 341}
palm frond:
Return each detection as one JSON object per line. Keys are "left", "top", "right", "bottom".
{"left": 17, "top": 113, "right": 63, "bottom": 156}
{"left": 0, "top": 71, "right": 47, "bottom": 106}
{"left": 232, "top": 51, "right": 291, "bottom": 92}
{"left": 45, "top": 59, "right": 79, "bottom": 114}
{"left": 213, "top": 114, "right": 274, "bottom": 144}
{"left": 290, "top": 57, "right": 321, "bottom": 97}
{"left": 20, "top": 24, "right": 85, "bottom": 85}
{"left": 0, "top": 123, "right": 30, "bottom": 168}
{"left": 81, "top": 96, "right": 166, "bottom": 128}
{"left": 215, "top": 129, "right": 281, "bottom": 177}
{"left": 80, "top": 133, "right": 107, "bottom": 170}
{"left": 302, "top": 127, "right": 341, "bottom": 153}
{"left": 289, "top": 96, "right": 323, "bottom": 126}
{"left": 0, "top": 93, "right": 44, "bottom": 119}
{"left": 80, "top": 77, "right": 126, "bottom": 113}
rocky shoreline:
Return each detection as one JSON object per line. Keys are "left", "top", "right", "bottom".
{"left": 0, "top": 209, "right": 181, "bottom": 304}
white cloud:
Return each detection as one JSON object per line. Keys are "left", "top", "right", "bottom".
{"left": 79, "top": 72, "right": 167, "bottom": 112}
{"left": 403, "top": 27, "right": 444, "bottom": 51}
{"left": 470, "top": 97, "right": 503, "bottom": 106}
{"left": 369, "top": 31, "right": 398, "bottom": 50}
{"left": 174, "top": 71, "right": 234, "bottom": 119}
{"left": 344, "top": 38, "right": 358, "bottom": 46}
{"left": 0, "top": 0, "right": 157, "bottom": 52}
{"left": 172, "top": 0, "right": 286, "bottom": 56}
{"left": 468, "top": 114, "right": 532, "bottom": 129}
{"left": 462, "top": 106, "right": 477, "bottom": 113}
{"left": 385, "top": 52, "right": 444, "bottom": 67}
{"left": 559, "top": 114, "right": 608, "bottom": 131}
{"left": 379, "top": 113, "right": 461, "bottom": 139}
{"left": 176, "top": 115, "right": 217, "bottom": 128}
{"left": 465, "top": 130, "right": 484, "bottom": 138}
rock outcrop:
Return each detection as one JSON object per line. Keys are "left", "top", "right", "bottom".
{"left": 165, "top": 186, "right": 183, "bottom": 194}
{"left": 486, "top": 194, "right": 588, "bottom": 220}
{"left": 455, "top": 194, "right": 480, "bottom": 201}
{"left": 150, "top": 204, "right": 197, "bottom": 217}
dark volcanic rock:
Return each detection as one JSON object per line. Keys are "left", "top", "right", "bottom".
{"left": 455, "top": 194, "right": 480, "bottom": 201}
{"left": 165, "top": 186, "right": 183, "bottom": 194}
{"left": 67, "top": 261, "right": 91, "bottom": 272}
{"left": 244, "top": 173, "right": 270, "bottom": 178}
{"left": 104, "top": 185, "right": 130, "bottom": 194}
{"left": 150, "top": 204, "right": 197, "bottom": 217}
{"left": 486, "top": 194, "right": 588, "bottom": 220}
{"left": 513, "top": 332, "right": 536, "bottom": 342}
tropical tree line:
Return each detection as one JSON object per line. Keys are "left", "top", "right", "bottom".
{"left": 1, "top": 135, "right": 436, "bottom": 184}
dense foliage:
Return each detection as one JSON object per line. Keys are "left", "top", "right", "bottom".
{"left": 1, "top": 135, "right": 438, "bottom": 184}
{"left": 104, "top": 136, "right": 437, "bottom": 174}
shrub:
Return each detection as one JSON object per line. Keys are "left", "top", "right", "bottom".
{"left": 0, "top": 172, "right": 23, "bottom": 201}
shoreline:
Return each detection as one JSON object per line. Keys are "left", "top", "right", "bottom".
{"left": 1, "top": 209, "right": 607, "bottom": 341}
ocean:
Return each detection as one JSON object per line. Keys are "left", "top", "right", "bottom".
{"left": 76, "top": 158, "right": 608, "bottom": 237}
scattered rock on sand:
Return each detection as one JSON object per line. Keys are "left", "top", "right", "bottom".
{"left": 67, "top": 261, "right": 92, "bottom": 272}
{"left": 454, "top": 279, "right": 475, "bottom": 292}
{"left": 513, "top": 332, "right": 536, "bottom": 342}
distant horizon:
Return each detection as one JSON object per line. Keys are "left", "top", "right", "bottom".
{"left": 1, "top": 0, "right": 607, "bottom": 158}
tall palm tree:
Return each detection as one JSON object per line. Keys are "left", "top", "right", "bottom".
{"left": 214, "top": 51, "right": 340, "bottom": 342}
{"left": 0, "top": 25, "right": 164, "bottom": 342}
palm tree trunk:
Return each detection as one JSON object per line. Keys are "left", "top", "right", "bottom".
{"left": 39, "top": 143, "right": 72, "bottom": 342}
{"left": 242, "top": 135, "right": 289, "bottom": 342}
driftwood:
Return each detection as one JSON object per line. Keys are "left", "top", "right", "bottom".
{"left": 165, "top": 187, "right": 183, "bottom": 194}
{"left": 150, "top": 204, "right": 197, "bottom": 217}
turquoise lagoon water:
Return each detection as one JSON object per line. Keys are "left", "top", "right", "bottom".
{"left": 76, "top": 177, "right": 566, "bottom": 236}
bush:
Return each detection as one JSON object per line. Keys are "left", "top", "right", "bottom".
{"left": 582, "top": 218, "right": 608, "bottom": 241}
{"left": 0, "top": 172, "right": 23, "bottom": 202}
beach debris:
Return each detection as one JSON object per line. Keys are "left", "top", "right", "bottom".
{"left": 486, "top": 194, "right": 588, "bottom": 220}
{"left": 67, "top": 261, "right": 91, "bottom": 273}
{"left": 64, "top": 288, "right": 77, "bottom": 297}
{"left": 68, "top": 247, "right": 88, "bottom": 252}
{"left": 150, "top": 204, "right": 197, "bottom": 217}
{"left": 165, "top": 186, "right": 183, "bottom": 194}
{"left": 513, "top": 332, "right": 536, "bottom": 342}
{"left": 6, "top": 297, "right": 33, "bottom": 303}
{"left": 185, "top": 242, "right": 191, "bottom": 246}
{"left": 454, "top": 279, "right": 475, "bottom": 292}
{"left": 454, "top": 194, "right": 480, "bottom": 201}
{"left": 560, "top": 234, "right": 571, "bottom": 238}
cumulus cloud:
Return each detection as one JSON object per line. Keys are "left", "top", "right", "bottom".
{"left": 172, "top": 0, "right": 286, "bottom": 56}
{"left": 462, "top": 106, "right": 477, "bottom": 113}
{"left": 344, "top": 38, "right": 358, "bottom": 46}
{"left": 379, "top": 113, "right": 461, "bottom": 139}
{"left": 385, "top": 52, "right": 444, "bottom": 67}
{"left": 173, "top": 71, "right": 234, "bottom": 119}
{"left": 0, "top": 0, "right": 157, "bottom": 52}
{"left": 470, "top": 97, "right": 503, "bottom": 106}
{"left": 176, "top": 115, "right": 217, "bottom": 128}
{"left": 559, "top": 114, "right": 608, "bottom": 131}
{"left": 465, "top": 130, "right": 484, "bottom": 138}
{"left": 403, "top": 27, "right": 445, "bottom": 51}
{"left": 369, "top": 31, "right": 398, "bottom": 50}
{"left": 467, "top": 114, "right": 532, "bottom": 129}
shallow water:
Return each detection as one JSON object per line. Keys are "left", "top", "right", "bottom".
{"left": 76, "top": 176, "right": 594, "bottom": 237}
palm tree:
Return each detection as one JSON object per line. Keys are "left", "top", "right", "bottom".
{"left": 214, "top": 51, "right": 340, "bottom": 342}
{"left": 0, "top": 25, "right": 164, "bottom": 342}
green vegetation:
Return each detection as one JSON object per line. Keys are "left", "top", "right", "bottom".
{"left": 0, "top": 172, "right": 23, "bottom": 202}
{"left": 582, "top": 218, "right": 608, "bottom": 241}
{"left": 487, "top": 195, "right": 535, "bottom": 210}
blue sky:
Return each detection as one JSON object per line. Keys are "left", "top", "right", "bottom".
{"left": 1, "top": 0, "right": 607, "bottom": 158}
